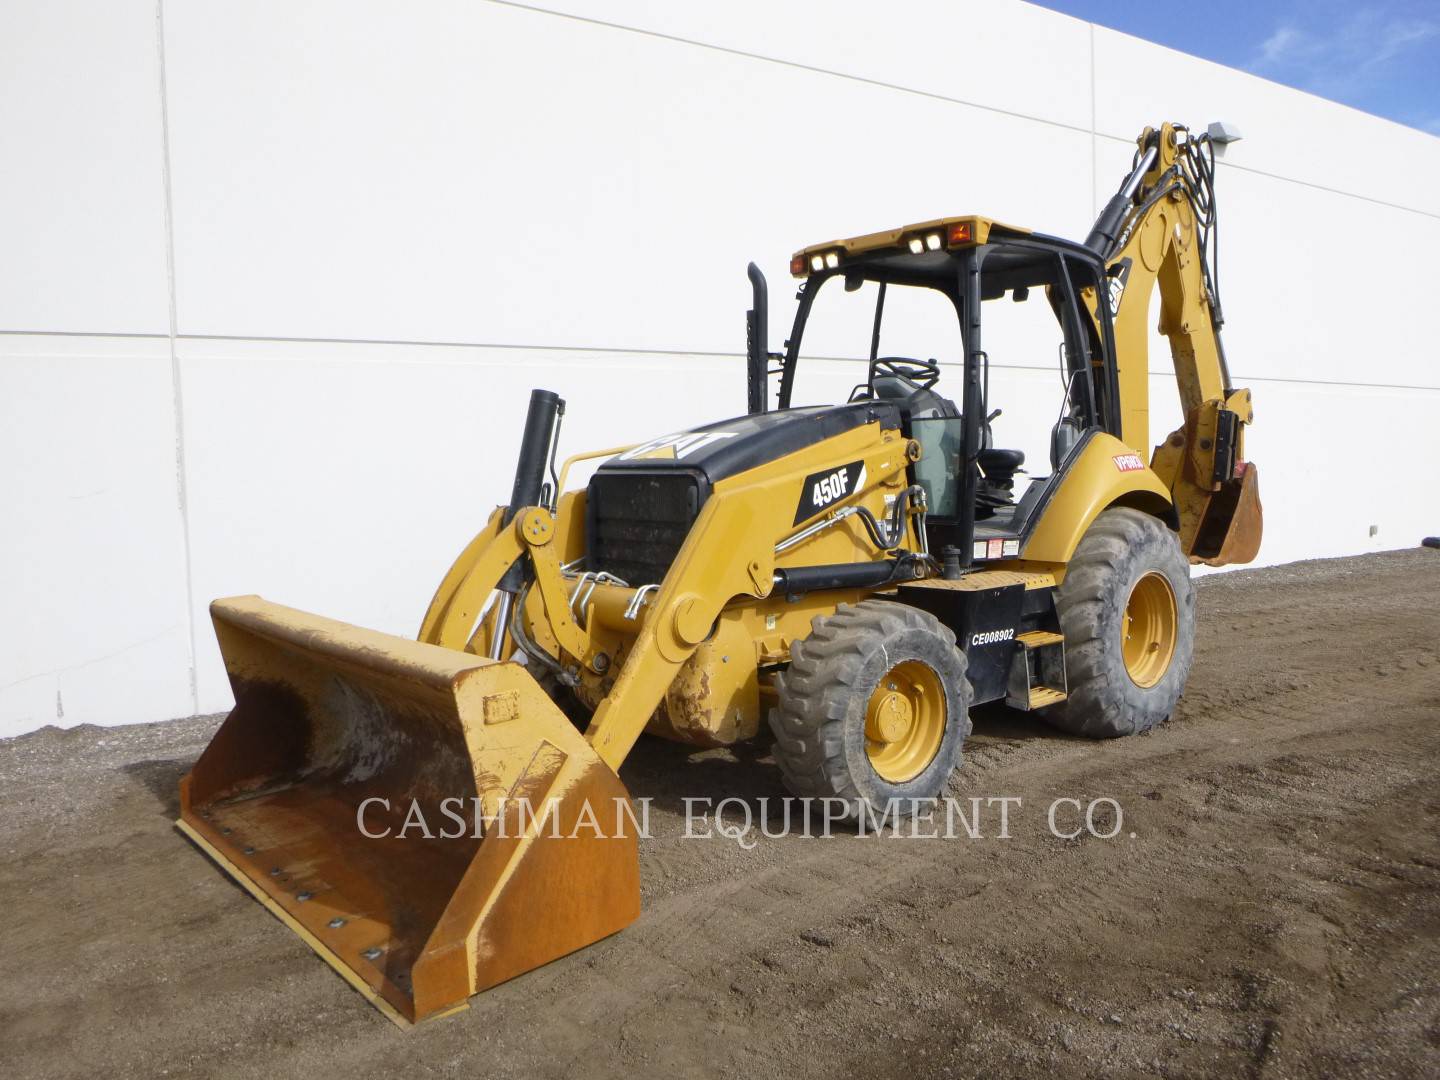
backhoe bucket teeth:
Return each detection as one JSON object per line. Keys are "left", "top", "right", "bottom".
{"left": 177, "top": 596, "right": 640, "bottom": 1025}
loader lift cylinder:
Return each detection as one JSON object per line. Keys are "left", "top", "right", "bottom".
{"left": 506, "top": 388, "right": 565, "bottom": 525}
{"left": 495, "top": 388, "right": 565, "bottom": 645}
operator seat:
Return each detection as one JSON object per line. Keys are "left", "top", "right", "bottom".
{"left": 977, "top": 447, "right": 1025, "bottom": 474}
{"left": 976, "top": 446, "right": 1025, "bottom": 519}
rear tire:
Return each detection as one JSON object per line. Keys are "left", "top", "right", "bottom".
{"left": 769, "top": 600, "right": 973, "bottom": 819}
{"left": 1047, "top": 507, "right": 1195, "bottom": 738}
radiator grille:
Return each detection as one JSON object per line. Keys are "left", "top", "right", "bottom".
{"left": 586, "top": 472, "right": 702, "bottom": 586}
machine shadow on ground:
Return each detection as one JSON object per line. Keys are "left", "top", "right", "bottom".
{"left": 966, "top": 700, "right": 1075, "bottom": 744}
{"left": 122, "top": 756, "right": 192, "bottom": 819}
{"left": 615, "top": 698, "right": 1077, "bottom": 828}
{"left": 114, "top": 697, "right": 1074, "bottom": 834}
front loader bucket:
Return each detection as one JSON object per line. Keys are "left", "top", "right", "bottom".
{"left": 178, "top": 596, "right": 640, "bottom": 1025}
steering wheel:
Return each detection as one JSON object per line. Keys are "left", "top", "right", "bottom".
{"left": 870, "top": 356, "right": 940, "bottom": 391}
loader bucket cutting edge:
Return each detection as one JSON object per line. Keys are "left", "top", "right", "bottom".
{"left": 177, "top": 596, "right": 641, "bottom": 1024}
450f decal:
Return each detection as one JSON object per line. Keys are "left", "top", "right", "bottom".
{"left": 794, "top": 461, "right": 867, "bottom": 525}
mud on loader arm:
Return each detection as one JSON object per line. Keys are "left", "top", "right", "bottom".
{"left": 420, "top": 440, "right": 813, "bottom": 772}
{"left": 416, "top": 492, "right": 724, "bottom": 773}
{"left": 423, "top": 412, "right": 917, "bottom": 772}
{"left": 414, "top": 458, "right": 717, "bottom": 773}
{"left": 1084, "top": 122, "right": 1262, "bottom": 566}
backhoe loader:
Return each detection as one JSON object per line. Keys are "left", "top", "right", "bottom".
{"left": 179, "top": 122, "right": 1262, "bottom": 1024}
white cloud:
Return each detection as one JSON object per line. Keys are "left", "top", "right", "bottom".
{"left": 1245, "top": 6, "right": 1438, "bottom": 134}
{"left": 1370, "top": 15, "right": 1438, "bottom": 64}
{"left": 1256, "top": 24, "right": 1308, "bottom": 67}
{"left": 1251, "top": 6, "right": 1438, "bottom": 93}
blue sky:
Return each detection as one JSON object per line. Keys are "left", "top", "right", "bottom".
{"left": 1035, "top": 0, "right": 1440, "bottom": 135}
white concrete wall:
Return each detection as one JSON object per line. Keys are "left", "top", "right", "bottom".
{"left": 3, "top": 0, "right": 1437, "bottom": 737}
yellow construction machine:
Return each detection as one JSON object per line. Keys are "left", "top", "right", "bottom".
{"left": 179, "top": 122, "right": 1261, "bottom": 1023}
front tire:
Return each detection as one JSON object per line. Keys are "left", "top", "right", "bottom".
{"left": 1047, "top": 507, "right": 1195, "bottom": 738}
{"left": 769, "top": 600, "right": 973, "bottom": 818}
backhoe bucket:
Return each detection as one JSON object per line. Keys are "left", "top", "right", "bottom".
{"left": 177, "top": 596, "right": 640, "bottom": 1025}
{"left": 1194, "top": 462, "right": 1264, "bottom": 567}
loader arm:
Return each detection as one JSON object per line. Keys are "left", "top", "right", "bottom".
{"left": 1085, "top": 122, "right": 1262, "bottom": 565}
{"left": 418, "top": 418, "right": 914, "bottom": 771}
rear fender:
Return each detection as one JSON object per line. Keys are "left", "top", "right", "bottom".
{"left": 1021, "top": 432, "right": 1176, "bottom": 564}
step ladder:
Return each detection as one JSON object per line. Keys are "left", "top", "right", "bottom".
{"left": 1007, "top": 630, "right": 1068, "bottom": 710}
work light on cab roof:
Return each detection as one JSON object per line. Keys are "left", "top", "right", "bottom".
{"left": 789, "top": 216, "right": 989, "bottom": 277}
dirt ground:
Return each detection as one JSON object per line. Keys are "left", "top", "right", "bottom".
{"left": 2, "top": 549, "right": 1437, "bottom": 1079}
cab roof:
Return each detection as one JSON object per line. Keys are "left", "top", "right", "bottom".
{"left": 790, "top": 215, "right": 1031, "bottom": 278}
{"left": 789, "top": 213, "right": 1106, "bottom": 293}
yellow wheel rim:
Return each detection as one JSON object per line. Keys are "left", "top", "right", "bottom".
{"left": 864, "top": 660, "right": 946, "bottom": 783}
{"left": 1122, "top": 571, "right": 1178, "bottom": 688}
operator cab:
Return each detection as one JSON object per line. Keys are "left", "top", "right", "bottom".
{"left": 748, "top": 215, "right": 1121, "bottom": 568}
{"left": 849, "top": 356, "right": 1028, "bottom": 527}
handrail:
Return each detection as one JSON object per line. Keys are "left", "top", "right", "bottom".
{"left": 555, "top": 442, "right": 640, "bottom": 494}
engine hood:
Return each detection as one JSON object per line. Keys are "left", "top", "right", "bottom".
{"left": 596, "top": 401, "right": 901, "bottom": 486}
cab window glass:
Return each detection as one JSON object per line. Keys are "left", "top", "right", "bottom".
{"left": 787, "top": 278, "right": 962, "bottom": 407}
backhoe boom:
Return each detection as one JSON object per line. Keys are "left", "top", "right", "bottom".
{"left": 1088, "top": 123, "right": 1262, "bottom": 565}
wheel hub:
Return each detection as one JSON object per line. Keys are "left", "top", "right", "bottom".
{"left": 865, "top": 690, "right": 914, "bottom": 744}
{"left": 1121, "top": 570, "right": 1178, "bottom": 688}
{"left": 863, "top": 661, "right": 946, "bottom": 784}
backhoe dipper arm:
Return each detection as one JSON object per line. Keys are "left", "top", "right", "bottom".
{"left": 1086, "top": 123, "right": 1262, "bottom": 566}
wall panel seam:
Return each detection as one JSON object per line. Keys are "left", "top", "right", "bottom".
{"left": 483, "top": 0, "right": 1095, "bottom": 138}
{"left": 486, "top": 1, "right": 1438, "bottom": 222}
{"left": 1089, "top": 22, "right": 1098, "bottom": 215}
{"left": 1092, "top": 130, "right": 1440, "bottom": 220}
{"left": 155, "top": 0, "right": 200, "bottom": 716}
{"left": 3, "top": 329, "right": 1430, "bottom": 393}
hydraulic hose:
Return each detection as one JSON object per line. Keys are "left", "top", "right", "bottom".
{"left": 508, "top": 581, "right": 578, "bottom": 686}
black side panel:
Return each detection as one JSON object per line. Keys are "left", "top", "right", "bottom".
{"left": 586, "top": 471, "right": 706, "bottom": 586}
{"left": 894, "top": 583, "right": 1025, "bottom": 705}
